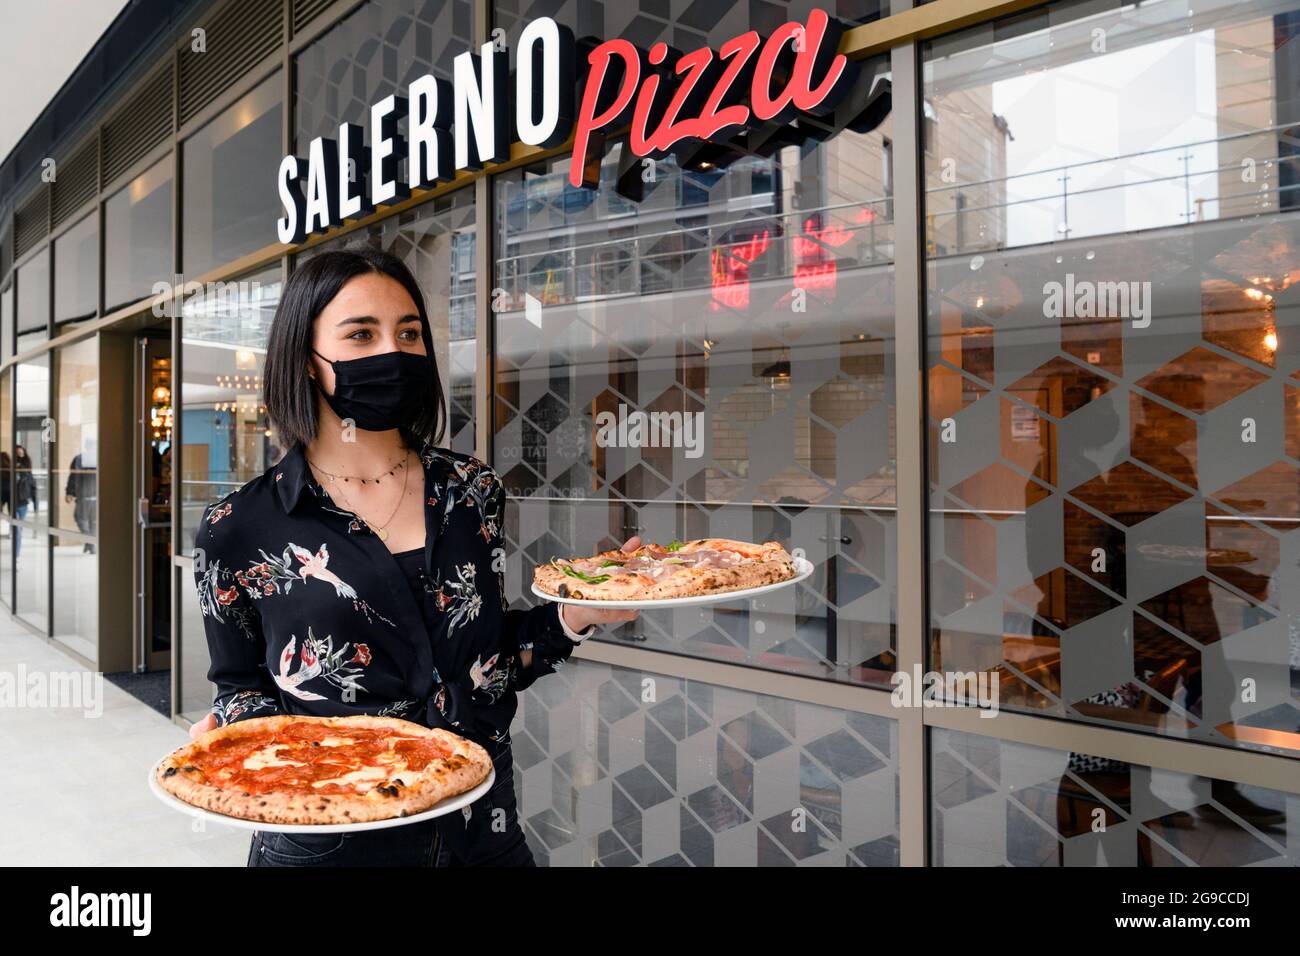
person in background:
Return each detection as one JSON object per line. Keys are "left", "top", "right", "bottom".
{"left": 64, "top": 450, "right": 97, "bottom": 553}
{"left": 13, "top": 445, "right": 37, "bottom": 563}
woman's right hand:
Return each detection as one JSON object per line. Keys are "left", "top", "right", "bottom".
{"left": 189, "top": 713, "right": 218, "bottom": 739}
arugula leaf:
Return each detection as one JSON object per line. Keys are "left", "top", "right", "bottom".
{"left": 666, "top": 540, "right": 686, "bottom": 552}
{"left": 599, "top": 559, "right": 625, "bottom": 568}
{"left": 560, "top": 564, "right": 610, "bottom": 584}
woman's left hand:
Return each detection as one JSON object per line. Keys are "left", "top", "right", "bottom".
{"left": 558, "top": 536, "right": 642, "bottom": 632}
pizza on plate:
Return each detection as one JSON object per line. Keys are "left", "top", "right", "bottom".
{"left": 534, "top": 538, "right": 798, "bottom": 601}
{"left": 155, "top": 714, "right": 492, "bottom": 825}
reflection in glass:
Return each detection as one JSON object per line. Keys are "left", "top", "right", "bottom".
{"left": 17, "top": 248, "right": 49, "bottom": 335}
{"left": 1, "top": 282, "right": 12, "bottom": 362}
{"left": 14, "top": 525, "right": 47, "bottom": 633}
{"left": 54, "top": 337, "right": 97, "bottom": 536}
{"left": 15, "top": 355, "right": 49, "bottom": 530}
{"left": 52, "top": 533, "right": 96, "bottom": 663}
{"left": 54, "top": 213, "right": 98, "bottom": 323}
{"left": 492, "top": 56, "right": 897, "bottom": 685}
{"left": 179, "top": 267, "right": 281, "bottom": 548}
{"left": 104, "top": 155, "right": 172, "bottom": 311}
{"left": 181, "top": 72, "right": 282, "bottom": 276}
{"left": 924, "top": 0, "right": 1300, "bottom": 757}
{"left": 178, "top": 565, "right": 211, "bottom": 723}
{"left": 931, "top": 729, "right": 1293, "bottom": 866}
{"left": 0, "top": 367, "right": 11, "bottom": 609}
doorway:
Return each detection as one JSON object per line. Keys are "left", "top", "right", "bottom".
{"left": 134, "top": 329, "right": 172, "bottom": 674}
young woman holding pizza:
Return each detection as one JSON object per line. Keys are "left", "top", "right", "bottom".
{"left": 188, "top": 247, "right": 636, "bottom": 866}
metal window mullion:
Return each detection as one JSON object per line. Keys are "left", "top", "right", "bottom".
{"left": 891, "top": 34, "right": 929, "bottom": 867}
{"left": 475, "top": 0, "right": 492, "bottom": 464}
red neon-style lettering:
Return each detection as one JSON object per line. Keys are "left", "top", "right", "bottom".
{"left": 570, "top": 39, "right": 641, "bottom": 187}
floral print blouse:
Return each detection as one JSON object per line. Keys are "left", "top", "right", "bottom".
{"left": 193, "top": 441, "right": 580, "bottom": 752}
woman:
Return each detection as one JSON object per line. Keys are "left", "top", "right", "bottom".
{"left": 188, "top": 248, "right": 635, "bottom": 866}
{"left": 13, "top": 445, "right": 37, "bottom": 561}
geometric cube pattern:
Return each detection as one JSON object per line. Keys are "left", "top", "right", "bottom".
{"left": 494, "top": 143, "right": 898, "bottom": 687}
{"left": 511, "top": 659, "right": 899, "bottom": 866}
{"left": 931, "top": 729, "right": 1296, "bottom": 867}
{"left": 927, "top": 194, "right": 1300, "bottom": 758}
{"left": 295, "top": 0, "right": 475, "bottom": 146}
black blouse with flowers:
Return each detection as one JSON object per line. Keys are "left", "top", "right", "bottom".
{"left": 192, "top": 441, "right": 578, "bottom": 753}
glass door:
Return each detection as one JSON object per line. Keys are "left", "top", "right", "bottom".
{"left": 135, "top": 332, "right": 172, "bottom": 672}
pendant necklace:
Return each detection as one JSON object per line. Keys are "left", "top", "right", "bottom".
{"left": 313, "top": 449, "right": 411, "bottom": 542}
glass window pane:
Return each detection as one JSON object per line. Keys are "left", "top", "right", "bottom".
{"left": 924, "top": 0, "right": 1300, "bottom": 756}
{"left": 104, "top": 155, "right": 172, "bottom": 311}
{"left": 0, "top": 367, "right": 11, "bottom": 610}
{"left": 2, "top": 281, "right": 14, "bottom": 362}
{"left": 181, "top": 72, "right": 282, "bottom": 276}
{"left": 492, "top": 42, "right": 897, "bottom": 685}
{"left": 295, "top": 0, "right": 475, "bottom": 146}
{"left": 54, "top": 337, "right": 97, "bottom": 535}
{"left": 14, "top": 527, "right": 47, "bottom": 633}
{"left": 931, "top": 728, "right": 1295, "bottom": 866}
{"left": 52, "top": 532, "right": 96, "bottom": 663}
{"left": 296, "top": 187, "right": 478, "bottom": 454}
{"left": 17, "top": 248, "right": 49, "bottom": 334}
{"left": 54, "top": 212, "right": 98, "bottom": 323}
{"left": 178, "top": 267, "right": 281, "bottom": 548}
{"left": 15, "top": 354, "right": 49, "bottom": 529}
{"left": 519, "top": 658, "right": 899, "bottom": 865}
{"left": 178, "top": 564, "right": 211, "bottom": 723}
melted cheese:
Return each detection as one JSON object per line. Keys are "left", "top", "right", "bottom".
{"left": 243, "top": 743, "right": 308, "bottom": 771}
{"left": 310, "top": 764, "right": 391, "bottom": 790}
{"left": 318, "top": 736, "right": 355, "bottom": 747}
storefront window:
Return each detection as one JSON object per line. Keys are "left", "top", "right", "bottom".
{"left": 16, "top": 248, "right": 49, "bottom": 338}
{"left": 52, "top": 532, "right": 96, "bottom": 663}
{"left": 53, "top": 337, "right": 97, "bottom": 537}
{"left": 2, "top": 280, "right": 14, "bottom": 361}
{"left": 178, "top": 266, "right": 281, "bottom": 548}
{"left": 0, "top": 368, "right": 11, "bottom": 611}
{"left": 493, "top": 72, "right": 897, "bottom": 683}
{"left": 924, "top": 0, "right": 1300, "bottom": 757}
{"left": 53, "top": 212, "right": 98, "bottom": 323}
{"left": 14, "top": 354, "right": 48, "bottom": 633}
{"left": 931, "top": 728, "right": 1294, "bottom": 865}
{"left": 297, "top": 187, "right": 478, "bottom": 454}
{"left": 181, "top": 72, "right": 282, "bottom": 277}
{"left": 517, "top": 659, "right": 899, "bottom": 865}
{"left": 104, "top": 154, "right": 172, "bottom": 312}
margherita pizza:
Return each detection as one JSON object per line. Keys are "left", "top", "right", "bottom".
{"left": 534, "top": 538, "right": 798, "bottom": 601}
{"left": 155, "top": 714, "right": 492, "bottom": 825}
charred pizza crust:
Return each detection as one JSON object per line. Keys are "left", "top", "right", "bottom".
{"left": 534, "top": 538, "right": 797, "bottom": 601}
{"left": 155, "top": 714, "right": 492, "bottom": 825}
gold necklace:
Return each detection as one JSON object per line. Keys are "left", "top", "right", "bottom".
{"left": 315, "top": 449, "right": 411, "bottom": 542}
{"left": 307, "top": 452, "right": 409, "bottom": 485}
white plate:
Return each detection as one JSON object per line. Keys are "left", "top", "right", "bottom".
{"left": 531, "top": 556, "right": 815, "bottom": 609}
{"left": 148, "top": 755, "right": 495, "bottom": 834}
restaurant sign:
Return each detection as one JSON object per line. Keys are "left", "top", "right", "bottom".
{"left": 276, "top": 9, "right": 858, "bottom": 243}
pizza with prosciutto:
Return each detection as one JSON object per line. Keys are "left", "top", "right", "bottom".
{"left": 534, "top": 538, "right": 798, "bottom": 601}
{"left": 155, "top": 714, "right": 492, "bottom": 825}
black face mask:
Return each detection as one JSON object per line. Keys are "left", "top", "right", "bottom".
{"left": 312, "top": 348, "right": 431, "bottom": 431}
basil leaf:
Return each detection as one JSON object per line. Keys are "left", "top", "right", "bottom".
{"left": 666, "top": 540, "right": 686, "bottom": 552}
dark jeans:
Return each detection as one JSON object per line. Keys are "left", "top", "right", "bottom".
{"left": 247, "top": 741, "right": 534, "bottom": 867}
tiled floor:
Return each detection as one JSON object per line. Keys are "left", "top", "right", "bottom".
{"left": 0, "top": 619, "right": 248, "bottom": 866}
